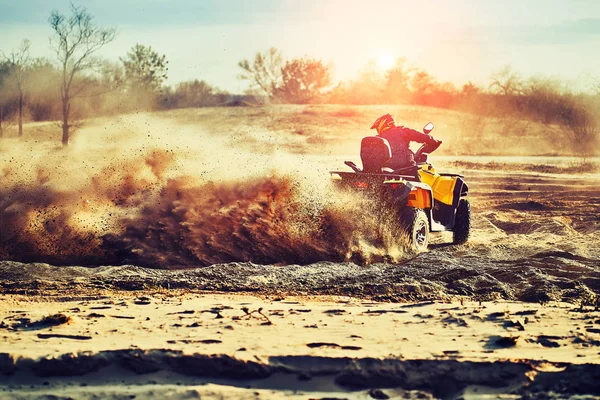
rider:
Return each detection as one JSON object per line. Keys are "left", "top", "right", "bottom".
{"left": 370, "top": 113, "right": 440, "bottom": 180}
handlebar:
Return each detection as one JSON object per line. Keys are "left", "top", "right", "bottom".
{"left": 414, "top": 139, "right": 442, "bottom": 162}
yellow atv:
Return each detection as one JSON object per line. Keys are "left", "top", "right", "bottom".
{"left": 330, "top": 123, "right": 470, "bottom": 252}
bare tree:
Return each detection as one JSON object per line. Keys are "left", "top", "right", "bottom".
{"left": 489, "top": 65, "right": 523, "bottom": 96}
{"left": 2, "top": 39, "right": 31, "bottom": 137}
{"left": 238, "top": 48, "right": 283, "bottom": 100}
{"left": 49, "top": 3, "right": 116, "bottom": 146}
{"left": 0, "top": 61, "right": 9, "bottom": 138}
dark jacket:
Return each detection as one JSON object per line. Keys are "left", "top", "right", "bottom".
{"left": 380, "top": 126, "right": 432, "bottom": 170}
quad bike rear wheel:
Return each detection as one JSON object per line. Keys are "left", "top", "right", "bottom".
{"left": 453, "top": 198, "right": 471, "bottom": 244}
{"left": 401, "top": 208, "right": 429, "bottom": 253}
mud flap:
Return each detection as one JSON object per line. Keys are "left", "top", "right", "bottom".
{"left": 446, "top": 178, "right": 467, "bottom": 229}
{"left": 382, "top": 183, "right": 412, "bottom": 209}
{"left": 453, "top": 178, "right": 466, "bottom": 208}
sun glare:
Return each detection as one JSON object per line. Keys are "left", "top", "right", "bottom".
{"left": 376, "top": 51, "right": 396, "bottom": 71}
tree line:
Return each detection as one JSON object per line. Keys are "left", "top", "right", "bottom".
{"left": 0, "top": 4, "right": 228, "bottom": 146}
{"left": 0, "top": 4, "right": 598, "bottom": 155}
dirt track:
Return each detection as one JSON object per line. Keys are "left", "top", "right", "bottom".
{"left": 1, "top": 111, "right": 598, "bottom": 295}
{"left": 2, "top": 168, "right": 599, "bottom": 304}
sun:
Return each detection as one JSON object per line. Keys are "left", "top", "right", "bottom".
{"left": 376, "top": 51, "right": 396, "bottom": 71}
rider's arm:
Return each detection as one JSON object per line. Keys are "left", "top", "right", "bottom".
{"left": 401, "top": 127, "right": 436, "bottom": 144}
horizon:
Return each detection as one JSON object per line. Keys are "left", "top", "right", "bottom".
{"left": 1, "top": 0, "right": 600, "bottom": 93}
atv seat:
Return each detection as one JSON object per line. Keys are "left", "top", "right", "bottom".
{"left": 360, "top": 136, "right": 391, "bottom": 173}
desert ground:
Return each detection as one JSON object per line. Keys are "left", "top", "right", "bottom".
{"left": 1, "top": 105, "right": 599, "bottom": 399}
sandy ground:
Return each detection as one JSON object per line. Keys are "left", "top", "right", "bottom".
{"left": 1, "top": 107, "right": 599, "bottom": 398}
{"left": 1, "top": 293, "right": 600, "bottom": 399}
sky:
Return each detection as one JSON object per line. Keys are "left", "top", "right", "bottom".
{"left": 1, "top": 0, "right": 600, "bottom": 93}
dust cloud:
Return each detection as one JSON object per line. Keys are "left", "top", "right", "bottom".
{"left": 0, "top": 114, "right": 406, "bottom": 268}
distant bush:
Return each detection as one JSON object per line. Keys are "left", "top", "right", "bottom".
{"left": 556, "top": 96, "right": 599, "bottom": 157}
{"left": 162, "top": 80, "right": 229, "bottom": 108}
{"left": 273, "top": 58, "right": 331, "bottom": 104}
{"left": 238, "top": 49, "right": 332, "bottom": 104}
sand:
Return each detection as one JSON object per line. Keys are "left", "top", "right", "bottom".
{"left": 1, "top": 292, "right": 600, "bottom": 399}
{"left": 1, "top": 106, "right": 599, "bottom": 398}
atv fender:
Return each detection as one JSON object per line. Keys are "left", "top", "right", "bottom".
{"left": 430, "top": 178, "right": 468, "bottom": 231}
{"left": 386, "top": 181, "right": 434, "bottom": 230}
{"left": 383, "top": 180, "right": 433, "bottom": 206}
{"left": 408, "top": 182, "right": 434, "bottom": 229}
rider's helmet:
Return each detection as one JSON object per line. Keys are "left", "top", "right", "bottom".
{"left": 370, "top": 114, "right": 395, "bottom": 135}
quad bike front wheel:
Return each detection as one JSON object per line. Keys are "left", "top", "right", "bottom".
{"left": 400, "top": 208, "right": 430, "bottom": 253}
{"left": 453, "top": 198, "right": 471, "bottom": 244}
